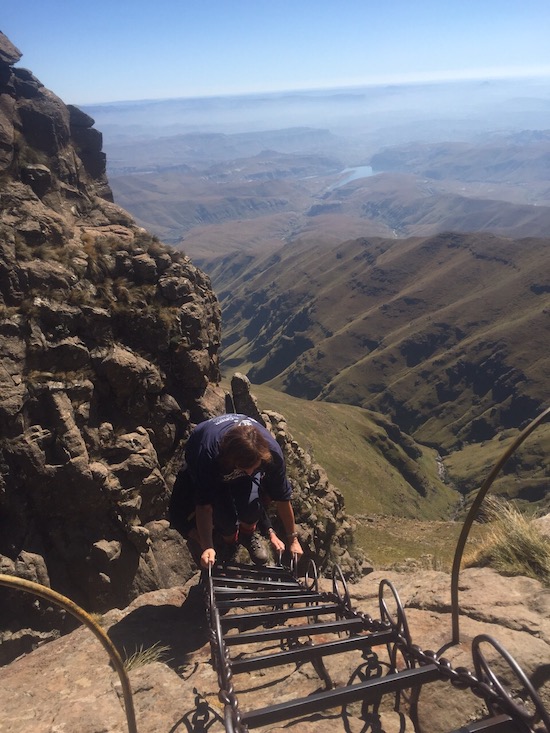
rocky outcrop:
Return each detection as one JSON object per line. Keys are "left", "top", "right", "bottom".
{"left": 0, "top": 30, "right": 223, "bottom": 625}
{"left": 0, "top": 33, "right": 362, "bottom": 662}
{"left": 0, "top": 567, "right": 548, "bottom": 733}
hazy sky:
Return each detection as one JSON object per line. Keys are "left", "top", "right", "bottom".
{"left": 3, "top": 0, "right": 550, "bottom": 105}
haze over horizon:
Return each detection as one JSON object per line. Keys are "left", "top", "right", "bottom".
{"left": 3, "top": 0, "right": 550, "bottom": 105}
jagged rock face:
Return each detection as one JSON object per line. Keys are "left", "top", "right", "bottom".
{"left": 0, "top": 34, "right": 362, "bottom": 657}
{"left": 0, "top": 32, "right": 223, "bottom": 619}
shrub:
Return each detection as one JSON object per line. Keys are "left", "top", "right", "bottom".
{"left": 464, "top": 497, "right": 550, "bottom": 584}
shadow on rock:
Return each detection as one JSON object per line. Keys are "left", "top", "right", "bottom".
{"left": 168, "top": 688, "right": 224, "bottom": 733}
{"left": 107, "top": 583, "right": 209, "bottom": 669}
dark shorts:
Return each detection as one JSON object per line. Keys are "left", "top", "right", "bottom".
{"left": 168, "top": 468, "right": 197, "bottom": 538}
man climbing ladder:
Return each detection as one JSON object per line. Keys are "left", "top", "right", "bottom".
{"left": 169, "top": 413, "right": 304, "bottom": 567}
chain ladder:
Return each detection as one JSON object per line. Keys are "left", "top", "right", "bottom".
{"left": 206, "top": 565, "right": 550, "bottom": 733}
{"left": 374, "top": 578, "right": 550, "bottom": 733}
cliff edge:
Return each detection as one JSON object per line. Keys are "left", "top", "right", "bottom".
{"left": 0, "top": 31, "right": 362, "bottom": 663}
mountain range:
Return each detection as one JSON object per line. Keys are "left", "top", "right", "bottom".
{"left": 95, "top": 104, "right": 550, "bottom": 514}
{"left": 107, "top": 129, "right": 550, "bottom": 256}
{"left": 212, "top": 230, "right": 550, "bottom": 507}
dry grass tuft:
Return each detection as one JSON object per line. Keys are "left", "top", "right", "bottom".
{"left": 464, "top": 497, "right": 550, "bottom": 584}
{"left": 123, "top": 642, "right": 172, "bottom": 671}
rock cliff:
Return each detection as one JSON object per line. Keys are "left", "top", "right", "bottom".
{"left": 0, "top": 31, "right": 362, "bottom": 661}
{"left": 0, "top": 30, "right": 222, "bottom": 617}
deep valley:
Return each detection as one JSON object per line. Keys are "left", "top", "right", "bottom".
{"left": 86, "top": 81, "right": 550, "bottom": 521}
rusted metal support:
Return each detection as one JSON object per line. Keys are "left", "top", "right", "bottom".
{"left": 0, "top": 574, "right": 138, "bottom": 733}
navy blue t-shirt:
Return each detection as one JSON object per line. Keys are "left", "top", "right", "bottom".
{"left": 185, "top": 414, "right": 292, "bottom": 507}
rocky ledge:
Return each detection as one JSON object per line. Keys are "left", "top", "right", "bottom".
{"left": 0, "top": 567, "right": 548, "bottom": 733}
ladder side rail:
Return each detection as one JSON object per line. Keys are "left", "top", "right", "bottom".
{"left": 206, "top": 566, "right": 246, "bottom": 733}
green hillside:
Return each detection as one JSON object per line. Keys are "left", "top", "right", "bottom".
{"left": 249, "top": 383, "right": 458, "bottom": 520}
{"left": 214, "top": 232, "right": 550, "bottom": 508}
{"left": 245, "top": 383, "right": 495, "bottom": 569}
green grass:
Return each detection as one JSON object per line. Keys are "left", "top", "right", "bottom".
{"left": 248, "top": 382, "right": 458, "bottom": 521}
{"left": 354, "top": 515, "right": 486, "bottom": 570}
{"left": 444, "top": 424, "right": 550, "bottom": 512}
{"left": 464, "top": 498, "right": 550, "bottom": 584}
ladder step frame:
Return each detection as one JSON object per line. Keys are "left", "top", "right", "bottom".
{"left": 215, "top": 591, "right": 325, "bottom": 609}
{"left": 220, "top": 602, "right": 346, "bottom": 628}
{"left": 223, "top": 616, "right": 368, "bottom": 645}
{"left": 229, "top": 627, "right": 395, "bottom": 674}
{"left": 241, "top": 664, "right": 440, "bottom": 728}
{"left": 206, "top": 562, "right": 544, "bottom": 733}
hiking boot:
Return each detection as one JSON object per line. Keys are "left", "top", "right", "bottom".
{"left": 240, "top": 531, "right": 268, "bottom": 566}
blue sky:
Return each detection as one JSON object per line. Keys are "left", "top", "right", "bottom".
{"left": 3, "top": 0, "right": 550, "bottom": 104}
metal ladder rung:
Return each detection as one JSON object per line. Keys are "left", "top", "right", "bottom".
{"left": 224, "top": 616, "right": 367, "bottom": 645}
{"left": 212, "top": 563, "right": 292, "bottom": 579}
{"left": 220, "top": 603, "right": 344, "bottom": 628}
{"left": 230, "top": 628, "right": 395, "bottom": 673}
{"left": 241, "top": 664, "right": 440, "bottom": 728}
{"left": 216, "top": 592, "right": 325, "bottom": 609}
{"left": 214, "top": 587, "right": 307, "bottom": 597}
{"left": 212, "top": 576, "right": 302, "bottom": 590}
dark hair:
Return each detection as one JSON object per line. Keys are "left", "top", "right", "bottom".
{"left": 219, "top": 424, "right": 272, "bottom": 471}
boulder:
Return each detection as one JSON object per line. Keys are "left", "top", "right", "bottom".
{"left": 0, "top": 31, "right": 22, "bottom": 65}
